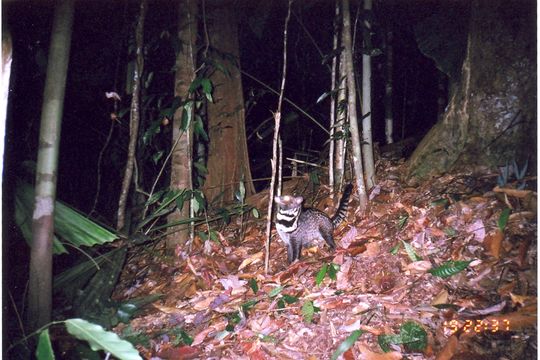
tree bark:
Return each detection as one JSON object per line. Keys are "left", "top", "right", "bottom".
{"left": 204, "top": 4, "right": 254, "bottom": 205}
{"left": 407, "top": 0, "right": 536, "bottom": 182}
{"left": 27, "top": 0, "right": 73, "bottom": 332}
{"left": 117, "top": 0, "right": 146, "bottom": 232}
{"left": 166, "top": 0, "right": 198, "bottom": 250}
{"left": 361, "top": 0, "right": 376, "bottom": 189}
{"left": 342, "top": 0, "right": 368, "bottom": 211}
{"left": 384, "top": 25, "right": 394, "bottom": 145}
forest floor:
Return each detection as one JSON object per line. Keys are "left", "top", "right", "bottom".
{"left": 113, "top": 158, "right": 537, "bottom": 360}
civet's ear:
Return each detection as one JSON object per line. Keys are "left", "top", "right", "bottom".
{"left": 274, "top": 196, "right": 283, "bottom": 204}
{"left": 295, "top": 196, "right": 303, "bottom": 205}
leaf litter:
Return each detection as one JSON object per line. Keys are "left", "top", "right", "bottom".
{"left": 113, "top": 158, "right": 537, "bottom": 359}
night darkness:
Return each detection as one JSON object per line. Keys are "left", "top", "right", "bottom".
{"left": 3, "top": 0, "right": 446, "bottom": 350}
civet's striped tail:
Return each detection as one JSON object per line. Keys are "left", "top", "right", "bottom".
{"left": 331, "top": 183, "right": 353, "bottom": 227}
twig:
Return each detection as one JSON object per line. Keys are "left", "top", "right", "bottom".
{"left": 265, "top": 0, "right": 292, "bottom": 274}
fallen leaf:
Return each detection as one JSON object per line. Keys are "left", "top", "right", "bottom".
{"left": 483, "top": 229, "right": 503, "bottom": 258}
{"left": 435, "top": 335, "right": 458, "bottom": 360}
{"left": 357, "top": 343, "right": 402, "bottom": 359}
{"left": 238, "top": 251, "right": 264, "bottom": 271}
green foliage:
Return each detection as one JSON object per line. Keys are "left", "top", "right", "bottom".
{"left": 248, "top": 278, "right": 258, "bottom": 294}
{"left": 268, "top": 285, "right": 284, "bottom": 298}
{"left": 121, "top": 326, "right": 151, "bottom": 349}
{"left": 302, "top": 300, "right": 320, "bottom": 324}
{"left": 331, "top": 330, "right": 362, "bottom": 360}
{"left": 36, "top": 330, "right": 54, "bottom": 360}
{"left": 397, "top": 213, "right": 409, "bottom": 229}
{"left": 498, "top": 208, "right": 511, "bottom": 231}
{"left": 14, "top": 182, "right": 118, "bottom": 255}
{"left": 430, "top": 198, "right": 449, "bottom": 208}
{"left": 378, "top": 321, "right": 427, "bottom": 352}
{"left": 428, "top": 260, "right": 473, "bottom": 278}
{"left": 65, "top": 319, "right": 142, "bottom": 360}
{"left": 315, "top": 263, "right": 340, "bottom": 286}
{"left": 402, "top": 240, "right": 422, "bottom": 262}
{"left": 170, "top": 327, "right": 193, "bottom": 347}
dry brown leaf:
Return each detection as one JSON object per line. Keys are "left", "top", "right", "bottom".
{"left": 238, "top": 251, "right": 264, "bottom": 271}
{"left": 431, "top": 289, "right": 449, "bottom": 306}
{"left": 493, "top": 186, "right": 533, "bottom": 198}
{"left": 483, "top": 229, "right": 503, "bottom": 258}
{"left": 435, "top": 335, "right": 459, "bottom": 360}
{"left": 153, "top": 304, "right": 183, "bottom": 314}
{"left": 357, "top": 344, "right": 402, "bottom": 359}
{"left": 406, "top": 260, "right": 432, "bottom": 272}
{"left": 364, "top": 242, "right": 381, "bottom": 257}
{"left": 509, "top": 293, "right": 536, "bottom": 307}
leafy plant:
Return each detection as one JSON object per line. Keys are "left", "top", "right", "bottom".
{"left": 428, "top": 260, "right": 473, "bottom": 278}
{"left": 302, "top": 300, "right": 320, "bottom": 323}
{"left": 31, "top": 319, "right": 142, "bottom": 360}
{"left": 402, "top": 240, "right": 422, "bottom": 262}
{"left": 498, "top": 208, "right": 511, "bottom": 231}
{"left": 315, "top": 262, "right": 340, "bottom": 286}
{"left": 378, "top": 321, "right": 427, "bottom": 352}
{"left": 331, "top": 330, "right": 363, "bottom": 360}
{"left": 14, "top": 182, "right": 118, "bottom": 255}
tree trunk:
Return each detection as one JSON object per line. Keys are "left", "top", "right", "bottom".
{"left": 342, "top": 0, "right": 368, "bottom": 211}
{"left": 328, "top": 0, "right": 340, "bottom": 193}
{"left": 117, "top": 0, "right": 146, "bottom": 232}
{"left": 407, "top": 0, "right": 536, "bottom": 182}
{"left": 27, "top": 0, "right": 73, "bottom": 332}
{"left": 166, "top": 0, "right": 198, "bottom": 250}
{"left": 204, "top": 4, "right": 254, "bottom": 205}
{"left": 361, "top": 0, "right": 376, "bottom": 189}
{"left": 384, "top": 25, "right": 394, "bottom": 145}
{"left": 335, "top": 49, "right": 347, "bottom": 190}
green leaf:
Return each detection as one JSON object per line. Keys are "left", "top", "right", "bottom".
{"left": 397, "top": 213, "right": 409, "bottom": 229}
{"left": 389, "top": 242, "right": 401, "bottom": 255}
{"left": 171, "top": 327, "right": 193, "bottom": 346}
{"left": 181, "top": 102, "right": 193, "bottom": 131}
{"left": 377, "top": 334, "right": 402, "bottom": 352}
{"left": 268, "top": 286, "right": 284, "bottom": 298}
{"left": 430, "top": 198, "right": 449, "bottom": 208}
{"left": 277, "top": 299, "right": 285, "bottom": 310}
{"left": 428, "top": 260, "right": 473, "bottom": 278}
{"left": 251, "top": 208, "right": 260, "bottom": 218}
{"left": 498, "top": 208, "right": 511, "bottom": 231}
{"left": 328, "top": 263, "right": 339, "bottom": 280}
{"left": 302, "top": 300, "right": 315, "bottom": 323}
{"left": 201, "top": 78, "right": 213, "bottom": 102}
{"left": 236, "top": 180, "right": 246, "bottom": 203}
{"left": 248, "top": 278, "right": 258, "bottom": 294}
{"left": 316, "top": 264, "right": 328, "bottom": 286}
{"left": 309, "top": 171, "right": 320, "bottom": 185}
{"left": 444, "top": 227, "right": 457, "bottom": 236}
{"left": 316, "top": 91, "right": 331, "bottom": 104}
{"left": 65, "top": 318, "right": 142, "bottom": 360}
{"left": 241, "top": 299, "right": 259, "bottom": 313}
{"left": 400, "top": 321, "right": 427, "bottom": 351}
{"left": 331, "top": 330, "right": 362, "bottom": 360}
{"left": 36, "top": 329, "right": 55, "bottom": 360}
{"left": 282, "top": 294, "right": 298, "bottom": 304}
{"left": 188, "top": 77, "right": 202, "bottom": 93}
{"left": 193, "top": 161, "right": 208, "bottom": 175}
{"left": 402, "top": 240, "right": 422, "bottom": 262}
{"left": 15, "top": 182, "right": 118, "bottom": 254}
{"left": 193, "top": 116, "right": 209, "bottom": 142}
{"left": 152, "top": 150, "right": 164, "bottom": 165}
